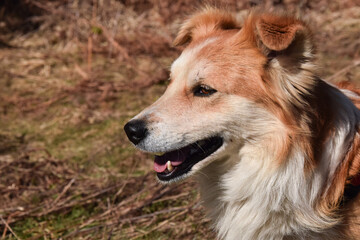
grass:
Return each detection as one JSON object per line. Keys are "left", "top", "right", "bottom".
{"left": 0, "top": 0, "right": 359, "bottom": 239}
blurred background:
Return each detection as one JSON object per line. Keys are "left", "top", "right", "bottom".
{"left": 0, "top": 0, "right": 359, "bottom": 239}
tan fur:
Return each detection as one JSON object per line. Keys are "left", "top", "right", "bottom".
{"left": 173, "top": 7, "right": 240, "bottom": 47}
{"left": 176, "top": 9, "right": 360, "bottom": 238}
{"left": 256, "top": 14, "right": 305, "bottom": 51}
{"left": 127, "top": 7, "right": 360, "bottom": 240}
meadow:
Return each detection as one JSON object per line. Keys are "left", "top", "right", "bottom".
{"left": 0, "top": 0, "right": 359, "bottom": 239}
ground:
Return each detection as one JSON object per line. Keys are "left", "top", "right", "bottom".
{"left": 0, "top": 0, "right": 359, "bottom": 239}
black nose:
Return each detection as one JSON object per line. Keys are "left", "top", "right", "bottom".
{"left": 124, "top": 119, "right": 148, "bottom": 145}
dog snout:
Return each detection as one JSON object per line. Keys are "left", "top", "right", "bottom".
{"left": 124, "top": 119, "right": 148, "bottom": 145}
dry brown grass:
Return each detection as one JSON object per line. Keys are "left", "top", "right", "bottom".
{"left": 0, "top": 0, "right": 359, "bottom": 239}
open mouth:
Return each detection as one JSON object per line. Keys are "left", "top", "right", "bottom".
{"left": 154, "top": 136, "right": 223, "bottom": 181}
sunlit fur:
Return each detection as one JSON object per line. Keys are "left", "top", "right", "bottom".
{"left": 129, "top": 8, "right": 360, "bottom": 239}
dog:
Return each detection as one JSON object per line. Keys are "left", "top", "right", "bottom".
{"left": 124, "top": 8, "right": 360, "bottom": 240}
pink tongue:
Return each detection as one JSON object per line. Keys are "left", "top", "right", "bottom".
{"left": 154, "top": 162, "right": 167, "bottom": 173}
{"left": 153, "top": 149, "right": 188, "bottom": 173}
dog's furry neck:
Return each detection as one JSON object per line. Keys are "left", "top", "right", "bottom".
{"left": 196, "top": 80, "right": 359, "bottom": 240}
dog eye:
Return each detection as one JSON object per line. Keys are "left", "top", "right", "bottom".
{"left": 193, "top": 85, "right": 217, "bottom": 97}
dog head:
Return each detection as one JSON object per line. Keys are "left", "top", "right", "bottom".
{"left": 124, "top": 8, "right": 315, "bottom": 183}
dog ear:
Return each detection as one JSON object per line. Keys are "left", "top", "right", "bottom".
{"left": 253, "top": 14, "right": 314, "bottom": 66}
{"left": 174, "top": 7, "right": 239, "bottom": 46}
{"left": 255, "top": 15, "right": 306, "bottom": 52}
{"left": 249, "top": 13, "right": 316, "bottom": 106}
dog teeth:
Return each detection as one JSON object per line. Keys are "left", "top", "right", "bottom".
{"left": 166, "top": 161, "right": 174, "bottom": 172}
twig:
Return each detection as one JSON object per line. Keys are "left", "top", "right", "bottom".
{"left": 121, "top": 206, "right": 188, "bottom": 223}
{"left": 38, "top": 181, "right": 126, "bottom": 217}
{"left": 74, "top": 64, "right": 89, "bottom": 80}
{"left": 112, "top": 153, "right": 142, "bottom": 203}
{"left": 51, "top": 178, "right": 76, "bottom": 206}
{"left": 0, "top": 215, "right": 21, "bottom": 240}
{"left": 87, "top": 36, "right": 93, "bottom": 73}
{"left": 96, "top": 23, "right": 130, "bottom": 61}
{"left": 151, "top": 192, "right": 189, "bottom": 204}
{"left": 129, "top": 209, "right": 189, "bottom": 240}
{"left": 65, "top": 206, "right": 191, "bottom": 239}
{"left": 1, "top": 218, "right": 7, "bottom": 240}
